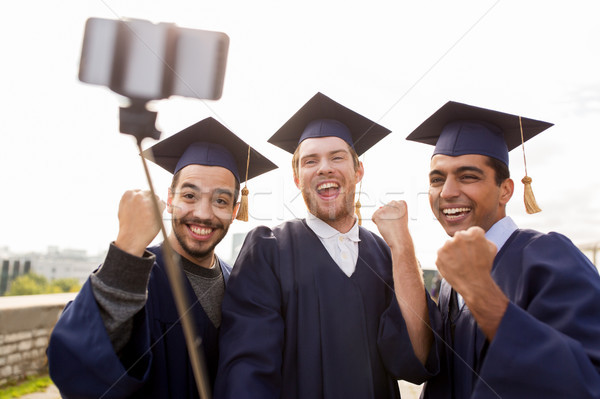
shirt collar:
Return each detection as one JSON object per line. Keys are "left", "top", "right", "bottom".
{"left": 305, "top": 211, "right": 361, "bottom": 242}
{"left": 485, "top": 216, "right": 518, "bottom": 253}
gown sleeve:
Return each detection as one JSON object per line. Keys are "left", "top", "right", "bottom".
{"left": 378, "top": 290, "right": 441, "bottom": 383}
{"left": 473, "top": 232, "right": 600, "bottom": 398}
{"left": 215, "top": 227, "right": 284, "bottom": 399}
{"left": 47, "top": 244, "right": 155, "bottom": 399}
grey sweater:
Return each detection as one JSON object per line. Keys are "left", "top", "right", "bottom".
{"left": 90, "top": 243, "right": 225, "bottom": 353}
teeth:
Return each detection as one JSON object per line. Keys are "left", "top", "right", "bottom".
{"left": 317, "top": 182, "right": 339, "bottom": 190}
{"left": 442, "top": 207, "right": 471, "bottom": 215}
{"left": 190, "top": 226, "right": 213, "bottom": 235}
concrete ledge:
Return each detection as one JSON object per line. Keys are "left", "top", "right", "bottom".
{"left": 0, "top": 293, "right": 76, "bottom": 335}
{"left": 0, "top": 293, "right": 77, "bottom": 385}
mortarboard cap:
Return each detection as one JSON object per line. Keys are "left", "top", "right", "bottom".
{"left": 405, "top": 101, "right": 553, "bottom": 166}
{"left": 143, "top": 117, "right": 277, "bottom": 183}
{"left": 268, "top": 92, "right": 391, "bottom": 155}
{"left": 406, "top": 101, "right": 554, "bottom": 214}
{"left": 142, "top": 117, "right": 278, "bottom": 221}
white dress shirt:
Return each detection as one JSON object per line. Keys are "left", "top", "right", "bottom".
{"left": 486, "top": 216, "right": 519, "bottom": 251}
{"left": 305, "top": 212, "right": 361, "bottom": 277}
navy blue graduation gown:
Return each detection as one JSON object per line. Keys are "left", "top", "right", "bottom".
{"left": 47, "top": 245, "right": 232, "bottom": 399}
{"left": 215, "top": 219, "right": 436, "bottom": 399}
{"left": 422, "top": 229, "right": 600, "bottom": 398}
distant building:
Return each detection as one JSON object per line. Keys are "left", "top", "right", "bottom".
{"left": 0, "top": 258, "right": 30, "bottom": 295}
{"left": 29, "top": 246, "right": 105, "bottom": 283}
{"left": 0, "top": 246, "right": 106, "bottom": 294}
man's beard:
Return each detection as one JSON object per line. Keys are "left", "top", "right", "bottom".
{"left": 301, "top": 189, "right": 354, "bottom": 222}
{"left": 172, "top": 216, "right": 229, "bottom": 259}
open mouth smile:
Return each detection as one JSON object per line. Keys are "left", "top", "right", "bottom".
{"left": 316, "top": 181, "right": 340, "bottom": 199}
{"left": 188, "top": 224, "right": 215, "bottom": 239}
{"left": 442, "top": 207, "right": 472, "bottom": 220}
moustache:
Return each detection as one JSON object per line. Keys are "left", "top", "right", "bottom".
{"left": 176, "top": 216, "right": 224, "bottom": 230}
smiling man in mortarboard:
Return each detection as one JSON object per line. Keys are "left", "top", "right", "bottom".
{"left": 47, "top": 117, "right": 277, "bottom": 399}
{"left": 405, "top": 101, "right": 600, "bottom": 398}
{"left": 215, "top": 93, "right": 438, "bottom": 399}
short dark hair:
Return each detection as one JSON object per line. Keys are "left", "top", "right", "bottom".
{"left": 170, "top": 170, "right": 240, "bottom": 208}
{"left": 485, "top": 156, "right": 510, "bottom": 186}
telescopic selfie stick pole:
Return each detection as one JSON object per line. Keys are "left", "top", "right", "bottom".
{"left": 120, "top": 101, "right": 212, "bottom": 399}
{"left": 78, "top": 16, "right": 230, "bottom": 397}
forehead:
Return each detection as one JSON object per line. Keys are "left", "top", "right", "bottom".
{"left": 175, "top": 164, "right": 237, "bottom": 190}
{"left": 297, "top": 136, "right": 350, "bottom": 156}
{"left": 430, "top": 153, "right": 492, "bottom": 171}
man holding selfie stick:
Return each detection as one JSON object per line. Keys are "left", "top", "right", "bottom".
{"left": 47, "top": 119, "right": 277, "bottom": 398}
{"left": 47, "top": 18, "right": 279, "bottom": 399}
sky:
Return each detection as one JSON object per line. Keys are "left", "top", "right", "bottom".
{"left": 1, "top": 0, "right": 599, "bottom": 270}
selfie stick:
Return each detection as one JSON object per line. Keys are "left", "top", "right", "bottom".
{"left": 78, "top": 17, "right": 229, "bottom": 397}
{"left": 120, "top": 101, "right": 212, "bottom": 399}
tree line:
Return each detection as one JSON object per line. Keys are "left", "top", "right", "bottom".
{"left": 2, "top": 273, "right": 81, "bottom": 296}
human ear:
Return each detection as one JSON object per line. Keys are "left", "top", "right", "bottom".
{"left": 167, "top": 189, "right": 174, "bottom": 214}
{"left": 232, "top": 202, "right": 240, "bottom": 222}
{"left": 499, "top": 178, "right": 514, "bottom": 205}
{"left": 355, "top": 161, "right": 365, "bottom": 183}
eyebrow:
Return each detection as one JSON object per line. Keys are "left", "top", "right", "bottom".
{"left": 429, "top": 165, "right": 485, "bottom": 178}
{"left": 300, "top": 149, "right": 348, "bottom": 160}
{"left": 214, "top": 188, "right": 234, "bottom": 198}
{"left": 456, "top": 165, "right": 485, "bottom": 174}
{"left": 180, "top": 182, "right": 200, "bottom": 191}
{"left": 179, "top": 183, "right": 234, "bottom": 198}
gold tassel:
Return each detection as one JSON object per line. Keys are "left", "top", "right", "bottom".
{"left": 522, "top": 176, "right": 541, "bottom": 214}
{"left": 235, "top": 145, "right": 251, "bottom": 222}
{"left": 236, "top": 186, "right": 249, "bottom": 221}
{"left": 355, "top": 158, "right": 364, "bottom": 226}
{"left": 518, "top": 116, "right": 541, "bottom": 214}
{"left": 355, "top": 199, "right": 362, "bottom": 226}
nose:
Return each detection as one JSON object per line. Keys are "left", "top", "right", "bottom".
{"left": 440, "top": 179, "right": 459, "bottom": 199}
{"left": 193, "top": 196, "right": 214, "bottom": 220}
{"left": 317, "top": 158, "right": 334, "bottom": 175}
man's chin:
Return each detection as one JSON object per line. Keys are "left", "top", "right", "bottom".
{"left": 312, "top": 206, "right": 340, "bottom": 221}
{"left": 176, "top": 233, "right": 219, "bottom": 260}
{"left": 442, "top": 222, "right": 471, "bottom": 237}
{"left": 182, "top": 243, "right": 213, "bottom": 259}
